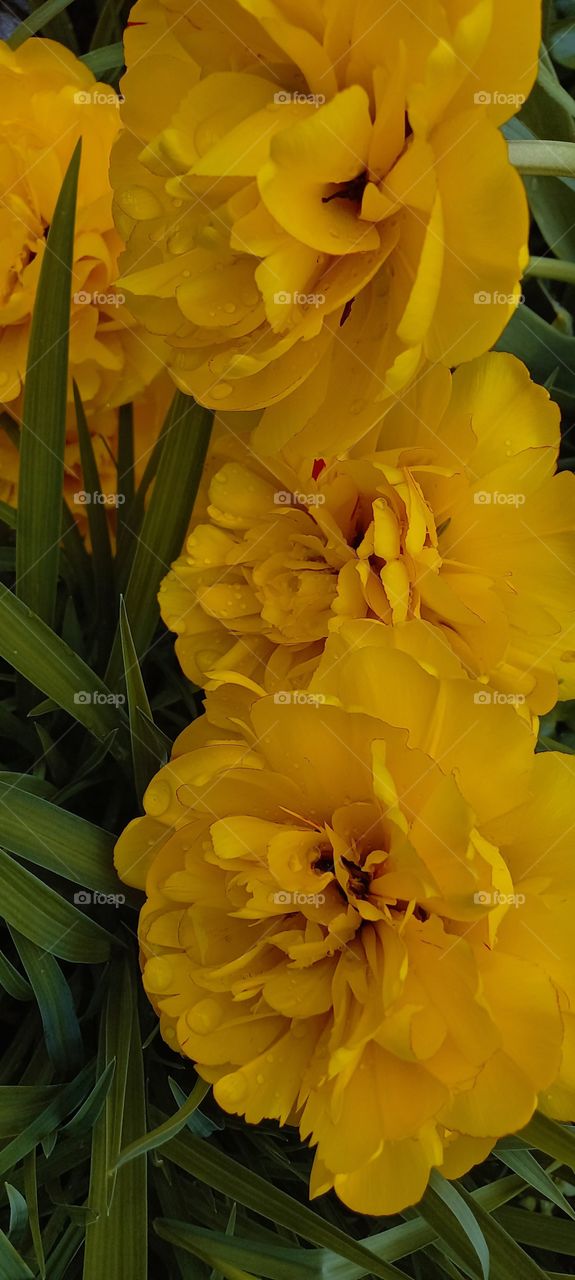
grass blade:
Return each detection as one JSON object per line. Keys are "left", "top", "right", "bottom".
{"left": 420, "top": 1173, "right": 489, "bottom": 1280}
{"left": 16, "top": 141, "right": 81, "bottom": 628}
{"left": 520, "top": 1112, "right": 575, "bottom": 1172}
{"left": 0, "top": 848, "right": 116, "bottom": 963}
{"left": 119, "top": 598, "right": 170, "bottom": 802}
{"left": 23, "top": 1149, "right": 45, "bottom": 1279}
{"left": 9, "top": 930, "right": 83, "bottom": 1076}
{"left": 0, "top": 1063, "right": 94, "bottom": 1179}
{"left": 116, "top": 1077, "right": 210, "bottom": 1169}
{"left": 7, "top": 0, "right": 75, "bottom": 48}
{"left": 82, "top": 43, "right": 125, "bottom": 76}
{"left": 0, "top": 582, "right": 130, "bottom": 760}
{"left": 107, "top": 393, "right": 213, "bottom": 686}
{"left": 161, "top": 1125, "right": 407, "bottom": 1280}
{"left": 73, "top": 382, "right": 115, "bottom": 665}
{"left": 83, "top": 957, "right": 147, "bottom": 1279}
{"left": 0, "top": 1230, "right": 34, "bottom": 1280}
{"left": 0, "top": 782, "right": 121, "bottom": 894}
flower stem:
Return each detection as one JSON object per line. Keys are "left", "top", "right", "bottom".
{"left": 508, "top": 139, "right": 575, "bottom": 177}
{"left": 525, "top": 257, "right": 575, "bottom": 286}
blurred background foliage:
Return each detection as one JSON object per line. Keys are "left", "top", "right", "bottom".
{"left": 0, "top": 2, "right": 574, "bottom": 1278}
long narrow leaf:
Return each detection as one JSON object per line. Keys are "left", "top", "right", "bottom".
{"left": 0, "top": 782, "right": 121, "bottom": 894}
{"left": 107, "top": 393, "right": 213, "bottom": 685}
{"left": 119, "top": 598, "right": 170, "bottom": 802}
{"left": 0, "top": 583, "right": 130, "bottom": 760}
{"left": 10, "top": 931, "right": 83, "bottom": 1076}
{"left": 16, "top": 141, "right": 81, "bottom": 628}
{"left": 7, "top": 0, "right": 75, "bottom": 48}
{"left": 0, "top": 848, "right": 116, "bottom": 963}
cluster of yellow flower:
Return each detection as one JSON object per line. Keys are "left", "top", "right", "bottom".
{"left": 112, "top": 0, "right": 575, "bottom": 1215}
{"left": 5, "top": 0, "right": 574, "bottom": 1219}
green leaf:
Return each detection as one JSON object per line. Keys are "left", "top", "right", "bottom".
{"left": 0, "top": 781, "right": 122, "bottom": 894}
{"left": 16, "top": 141, "right": 81, "bottom": 629}
{"left": 0, "top": 1230, "right": 34, "bottom": 1280}
{"left": 73, "top": 381, "right": 116, "bottom": 662}
{"left": 116, "top": 403, "right": 135, "bottom": 563}
{"left": 61, "top": 1060, "right": 116, "bottom": 1138}
{"left": 23, "top": 1150, "right": 45, "bottom": 1280}
{"left": 0, "top": 500, "right": 17, "bottom": 530}
{"left": 495, "top": 1142, "right": 575, "bottom": 1220}
{"left": 0, "top": 947, "right": 32, "bottom": 1001}
{"left": 161, "top": 1125, "right": 407, "bottom": 1280}
{"left": 154, "top": 1221, "right": 319, "bottom": 1280}
{"left": 6, "top": 1184, "right": 28, "bottom": 1249}
{"left": 116, "top": 1076, "right": 210, "bottom": 1169}
{"left": 520, "top": 1112, "right": 575, "bottom": 1172}
{"left": 0, "top": 1064, "right": 94, "bottom": 1179}
{"left": 107, "top": 393, "right": 213, "bottom": 686}
{"left": 0, "top": 1087, "right": 58, "bottom": 1138}
{"left": 89, "top": 0, "right": 125, "bottom": 51}
{"left": 551, "top": 19, "right": 575, "bottom": 67}
{"left": 119, "top": 598, "right": 170, "bottom": 803}
{"left": 26, "top": 0, "right": 77, "bottom": 46}
{"left": 451, "top": 1181, "right": 550, "bottom": 1280}
{"left": 0, "top": 847, "right": 116, "bottom": 963}
{"left": 421, "top": 1173, "right": 490, "bottom": 1280}
{"left": 9, "top": 930, "right": 83, "bottom": 1076}
{"left": 82, "top": 42, "right": 125, "bottom": 76}
{"left": 0, "top": 582, "right": 130, "bottom": 760}
{"left": 494, "top": 1208, "right": 575, "bottom": 1256}
{"left": 496, "top": 304, "right": 575, "bottom": 409}
{"left": 7, "top": 0, "right": 75, "bottom": 48}
{"left": 84, "top": 958, "right": 147, "bottom": 1280}
{"left": 509, "top": 138, "right": 575, "bottom": 176}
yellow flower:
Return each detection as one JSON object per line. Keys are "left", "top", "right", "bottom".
{"left": 112, "top": 0, "right": 539, "bottom": 446}
{"left": 115, "top": 632, "right": 575, "bottom": 1215}
{"left": 159, "top": 353, "right": 575, "bottom": 711}
{"left": 0, "top": 38, "right": 162, "bottom": 415}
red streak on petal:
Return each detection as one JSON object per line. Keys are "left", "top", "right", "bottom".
{"left": 312, "top": 458, "right": 326, "bottom": 480}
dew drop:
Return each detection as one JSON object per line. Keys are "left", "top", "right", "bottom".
{"left": 187, "top": 998, "right": 224, "bottom": 1034}
{"left": 221, "top": 1072, "right": 248, "bottom": 1104}
{"left": 211, "top": 383, "right": 233, "bottom": 400}
{"left": 145, "top": 778, "right": 172, "bottom": 817}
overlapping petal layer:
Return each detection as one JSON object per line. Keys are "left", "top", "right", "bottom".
{"left": 112, "top": 0, "right": 539, "bottom": 442}
{"left": 159, "top": 353, "right": 575, "bottom": 710}
{"left": 0, "top": 38, "right": 162, "bottom": 417}
{"left": 115, "top": 632, "right": 575, "bottom": 1214}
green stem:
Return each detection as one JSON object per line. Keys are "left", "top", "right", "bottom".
{"left": 508, "top": 139, "right": 575, "bottom": 177}
{"left": 525, "top": 256, "right": 575, "bottom": 285}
